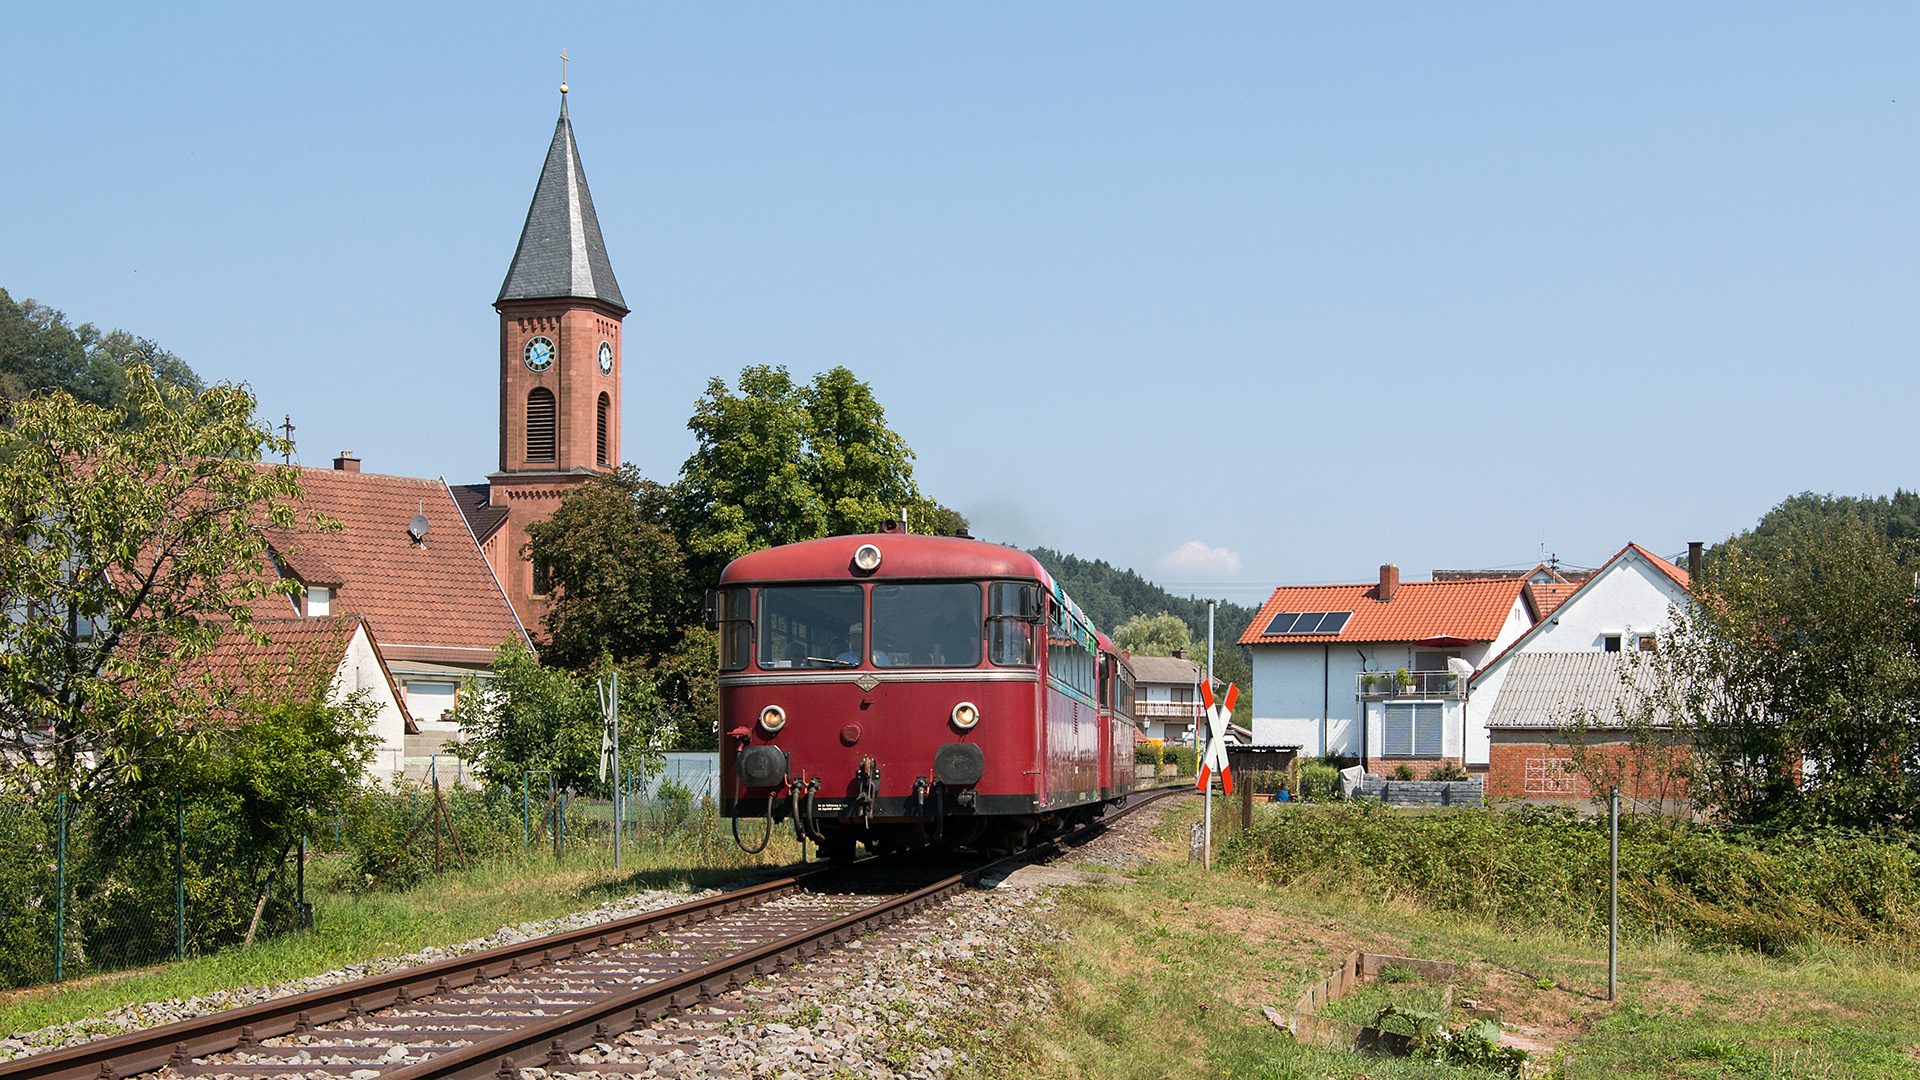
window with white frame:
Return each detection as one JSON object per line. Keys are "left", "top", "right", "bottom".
{"left": 1383, "top": 702, "right": 1442, "bottom": 757}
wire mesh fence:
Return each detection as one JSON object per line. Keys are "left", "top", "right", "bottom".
{"left": 0, "top": 760, "right": 734, "bottom": 992}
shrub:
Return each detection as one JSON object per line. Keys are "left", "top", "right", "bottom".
{"left": 1225, "top": 803, "right": 1920, "bottom": 952}
{"left": 1161, "top": 744, "right": 1197, "bottom": 773}
{"left": 1392, "top": 764, "right": 1416, "bottom": 781}
{"left": 1427, "top": 761, "right": 1469, "bottom": 782}
{"left": 1296, "top": 763, "right": 1343, "bottom": 801}
{"left": 1135, "top": 739, "right": 1163, "bottom": 765}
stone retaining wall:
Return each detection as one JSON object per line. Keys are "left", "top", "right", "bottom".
{"left": 1354, "top": 777, "right": 1484, "bottom": 807}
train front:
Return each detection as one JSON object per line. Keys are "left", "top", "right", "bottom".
{"left": 710, "top": 531, "right": 1049, "bottom": 858}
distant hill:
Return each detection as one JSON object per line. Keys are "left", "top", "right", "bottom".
{"left": 1027, "top": 546, "right": 1258, "bottom": 707}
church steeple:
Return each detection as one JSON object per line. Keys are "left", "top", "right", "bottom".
{"left": 496, "top": 96, "right": 627, "bottom": 314}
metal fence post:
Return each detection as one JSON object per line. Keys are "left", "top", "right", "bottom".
{"left": 1608, "top": 786, "right": 1619, "bottom": 1001}
{"left": 176, "top": 789, "right": 185, "bottom": 961}
{"left": 523, "top": 771, "right": 530, "bottom": 848}
{"left": 54, "top": 792, "right": 67, "bottom": 983}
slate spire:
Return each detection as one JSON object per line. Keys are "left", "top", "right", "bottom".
{"left": 496, "top": 95, "right": 627, "bottom": 313}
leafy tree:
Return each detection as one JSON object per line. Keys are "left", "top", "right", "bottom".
{"left": 671, "top": 364, "right": 954, "bottom": 586}
{"left": 1659, "top": 512, "right": 1920, "bottom": 831}
{"left": 1113, "top": 612, "right": 1192, "bottom": 656}
{"left": 1707, "top": 490, "right": 1920, "bottom": 570}
{"left": 0, "top": 366, "right": 322, "bottom": 800}
{"left": 446, "top": 642, "right": 667, "bottom": 796}
{"left": 525, "top": 465, "right": 691, "bottom": 669}
{"left": 0, "top": 288, "right": 202, "bottom": 412}
{"left": 672, "top": 365, "right": 822, "bottom": 582}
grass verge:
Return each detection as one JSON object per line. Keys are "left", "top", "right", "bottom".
{"left": 1006, "top": 797, "right": 1920, "bottom": 1079}
{"left": 1, "top": 830, "right": 807, "bottom": 1038}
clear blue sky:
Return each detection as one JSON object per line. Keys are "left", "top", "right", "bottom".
{"left": 9, "top": 4, "right": 1918, "bottom": 603}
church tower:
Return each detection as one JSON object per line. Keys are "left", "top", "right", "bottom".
{"left": 485, "top": 88, "right": 626, "bottom": 633}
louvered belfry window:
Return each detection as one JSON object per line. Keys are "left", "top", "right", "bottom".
{"left": 596, "top": 392, "right": 609, "bottom": 466}
{"left": 526, "top": 387, "right": 557, "bottom": 462}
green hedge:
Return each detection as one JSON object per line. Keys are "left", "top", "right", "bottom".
{"left": 1227, "top": 803, "right": 1920, "bottom": 953}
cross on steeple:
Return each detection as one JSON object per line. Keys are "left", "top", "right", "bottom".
{"left": 559, "top": 48, "right": 570, "bottom": 94}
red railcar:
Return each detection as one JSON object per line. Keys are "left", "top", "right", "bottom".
{"left": 709, "top": 527, "right": 1140, "bottom": 857}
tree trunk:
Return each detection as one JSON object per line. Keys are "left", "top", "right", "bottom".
{"left": 243, "top": 841, "right": 293, "bottom": 946}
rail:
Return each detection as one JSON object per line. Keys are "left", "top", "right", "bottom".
{"left": 1, "top": 786, "right": 1186, "bottom": 1080}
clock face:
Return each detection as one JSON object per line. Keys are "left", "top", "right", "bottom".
{"left": 597, "top": 341, "right": 614, "bottom": 376}
{"left": 523, "top": 336, "right": 555, "bottom": 372}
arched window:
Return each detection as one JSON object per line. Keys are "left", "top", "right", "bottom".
{"left": 526, "top": 387, "right": 556, "bottom": 462}
{"left": 596, "top": 392, "right": 610, "bottom": 466}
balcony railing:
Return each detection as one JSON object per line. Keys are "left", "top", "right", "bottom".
{"left": 1355, "top": 670, "right": 1465, "bottom": 700}
{"left": 1137, "top": 700, "right": 1203, "bottom": 720}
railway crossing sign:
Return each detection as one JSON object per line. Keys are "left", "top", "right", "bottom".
{"left": 1198, "top": 681, "right": 1238, "bottom": 795}
{"left": 597, "top": 671, "right": 619, "bottom": 783}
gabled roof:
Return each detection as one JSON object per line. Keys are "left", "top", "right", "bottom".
{"left": 496, "top": 98, "right": 627, "bottom": 313}
{"left": 1486, "top": 651, "right": 1673, "bottom": 730}
{"left": 1238, "top": 578, "right": 1530, "bottom": 647}
{"left": 1472, "top": 542, "right": 1692, "bottom": 687}
{"left": 197, "top": 616, "right": 414, "bottom": 731}
{"left": 1128, "top": 654, "right": 1205, "bottom": 685}
{"left": 1526, "top": 581, "right": 1582, "bottom": 617}
{"left": 257, "top": 468, "right": 529, "bottom": 665}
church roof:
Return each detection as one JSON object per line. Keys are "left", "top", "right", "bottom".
{"left": 496, "top": 98, "right": 627, "bottom": 313}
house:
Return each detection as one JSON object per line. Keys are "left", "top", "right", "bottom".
{"left": 1465, "top": 542, "right": 1693, "bottom": 794}
{"left": 1129, "top": 653, "right": 1208, "bottom": 744}
{"left": 1240, "top": 565, "right": 1534, "bottom": 775}
{"left": 1482, "top": 651, "right": 1690, "bottom": 813}
{"left": 199, "top": 616, "right": 414, "bottom": 780}
{"left": 256, "top": 460, "right": 531, "bottom": 783}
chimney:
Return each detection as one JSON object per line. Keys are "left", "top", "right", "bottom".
{"left": 1379, "top": 563, "right": 1400, "bottom": 602}
{"left": 1688, "top": 541, "right": 1704, "bottom": 580}
{"left": 1173, "top": 647, "right": 1187, "bottom": 660}
{"left": 333, "top": 452, "right": 360, "bottom": 473}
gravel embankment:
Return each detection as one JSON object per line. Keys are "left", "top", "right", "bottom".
{"left": 4, "top": 796, "right": 1179, "bottom": 1080}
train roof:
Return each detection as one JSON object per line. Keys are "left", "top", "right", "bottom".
{"left": 718, "top": 533, "right": 1057, "bottom": 588}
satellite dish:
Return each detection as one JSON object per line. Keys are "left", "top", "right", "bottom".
{"left": 408, "top": 504, "right": 430, "bottom": 543}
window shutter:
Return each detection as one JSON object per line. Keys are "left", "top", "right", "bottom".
{"left": 1384, "top": 705, "right": 1414, "bottom": 757}
{"left": 1414, "top": 703, "right": 1443, "bottom": 756}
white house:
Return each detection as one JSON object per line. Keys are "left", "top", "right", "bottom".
{"left": 1241, "top": 565, "right": 1534, "bottom": 774}
{"left": 1129, "top": 653, "right": 1207, "bottom": 744}
{"left": 1464, "top": 542, "right": 1692, "bottom": 775}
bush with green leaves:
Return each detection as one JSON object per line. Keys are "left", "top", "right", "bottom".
{"left": 1296, "top": 763, "right": 1343, "bottom": 801}
{"left": 1227, "top": 802, "right": 1920, "bottom": 952}
{"left": 338, "top": 782, "right": 526, "bottom": 892}
{"left": 1160, "top": 744, "right": 1196, "bottom": 773}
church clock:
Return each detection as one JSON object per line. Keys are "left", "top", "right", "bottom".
{"left": 597, "top": 341, "right": 614, "bottom": 375}
{"left": 524, "top": 336, "right": 555, "bottom": 372}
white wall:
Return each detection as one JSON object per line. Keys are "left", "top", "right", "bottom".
{"left": 1464, "top": 554, "right": 1690, "bottom": 765}
{"left": 332, "top": 625, "right": 410, "bottom": 783}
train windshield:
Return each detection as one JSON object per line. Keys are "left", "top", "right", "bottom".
{"left": 758, "top": 585, "right": 864, "bottom": 669}
{"left": 869, "top": 583, "right": 982, "bottom": 668}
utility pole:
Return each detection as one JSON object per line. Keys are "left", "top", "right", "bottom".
{"left": 1204, "top": 600, "right": 1216, "bottom": 870}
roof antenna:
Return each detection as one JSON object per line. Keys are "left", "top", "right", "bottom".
{"left": 280, "top": 414, "right": 295, "bottom": 465}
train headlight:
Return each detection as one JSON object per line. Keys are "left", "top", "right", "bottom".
{"left": 951, "top": 701, "right": 980, "bottom": 729}
{"left": 852, "top": 544, "right": 883, "bottom": 572}
{"left": 759, "top": 704, "right": 787, "bottom": 733}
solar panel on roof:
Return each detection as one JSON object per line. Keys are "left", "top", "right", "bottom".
{"left": 1263, "top": 610, "right": 1353, "bottom": 635}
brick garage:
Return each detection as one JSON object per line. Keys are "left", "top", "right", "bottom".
{"left": 1483, "top": 651, "right": 1691, "bottom": 815}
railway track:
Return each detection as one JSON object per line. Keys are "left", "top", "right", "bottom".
{"left": 3, "top": 786, "right": 1185, "bottom": 1080}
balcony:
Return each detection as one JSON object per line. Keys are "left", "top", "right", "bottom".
{"left": 1137, "top": 700, "right": 1203, "bottom": 721}
{"left": 1355, "top": 669, "right": 1465, "bottom": 700}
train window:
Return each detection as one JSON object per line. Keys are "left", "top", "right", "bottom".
{"left": 987, "top": 582, "right": 1037, "bottom": 666}
{"left": 758, "top": 585, "right": 864, "bottom": 669}
{"left": 715, "top": 587, "right": 751, "bottom": 671}
{"left": 869, "top": 583, "right": 982, "bottom": 667}
{"left": 1045, "top": 600, "right": 1096, "bottom": 700}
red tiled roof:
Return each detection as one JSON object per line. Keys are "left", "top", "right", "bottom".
{"left": 1526, "top": 581, "right": 1582, "bottom": 617}
{"left": 1626, "top": 543, "right": 1690, "bottom": 590}
{"left": 196, "top": 616, "right": 415, "bottom": 730}
{"left": 448, "top": 483, "right": 509, "bottom": 545}
{"left": 255, "top": 468, "right": 527, "bottom": 661}
{"left": 1237, "top": 577, "right": 1529, "bottom": 647}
